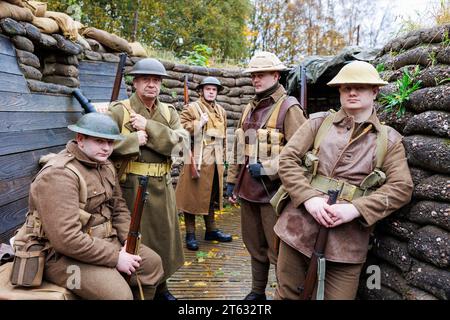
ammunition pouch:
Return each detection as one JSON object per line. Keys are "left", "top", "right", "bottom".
{"left": 360, "top": 168, "right": 386, "bottom": 189}
{"left": 270, "top": 185, "right": 290, "bottom": 216}
{"left": 302, "top": 151, "right": 319, "bottom": 178}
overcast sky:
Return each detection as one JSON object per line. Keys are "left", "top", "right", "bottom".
{"left": 383, "top": 0, "right": 445, "bottom": 25}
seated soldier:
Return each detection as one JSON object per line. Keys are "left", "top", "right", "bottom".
{"left": 13, "top": 113, "right": 164, "bottom": 300}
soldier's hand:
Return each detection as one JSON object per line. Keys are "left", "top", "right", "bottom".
{"left": 303, "top": 196, "right": 334, "bottom": 227}
{"left": 116, "top": 246, "right": 142, "bottom": 275}
{"left": 326, "top": 203, "right": 361, "bottom": 227}
{"left": 199, "top": 113, "right": 209, "bottom": 127}
{"left": 131, "top": 113, "right": 147, "bottom": 131}
{"left": 137, "top": 130, "right": 148, "bottom": 146}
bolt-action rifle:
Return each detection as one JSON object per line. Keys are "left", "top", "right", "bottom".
{"left": 110, "top": 53, "right": 127, "bottom": 102}
{"left": 124, "top": 176, "right": 149, "bottom": 283}
{"left": 300, "top": 189, "right": 339, "bottom": 300}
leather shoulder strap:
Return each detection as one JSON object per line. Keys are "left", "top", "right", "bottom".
{"left": 376, "top": 125, "right": 388, "bottom": 169}
{"left": 313, "top": 110, "right": 336, "bottom": 154}
{"left": 239, "top": 103, "right": 253, "bottom": 128}
{"left": 274, "top": 96, "right": 302, "bottom": 131}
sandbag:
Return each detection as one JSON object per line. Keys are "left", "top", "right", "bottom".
{"left": 0, "top": 2, "right": 33, "bottom": 21}
{"left": 3, "top": 0, "right": 24, "bottom": 7}
{"left": 76, "top": 34, "right": 91, "bottom": 51}
{"left": 23, "top": 0, "right": 46, "bottom": 17}
{"left": 44, "top": 11, "right": 78, "bottom": 41}
{"left": 82, "top": 27, "right": 132, "bottom": 54}
{"left": 31, "top": 16, "right": 59, "bottom": 34}
{"left": 0, "top": 262, "right": 78, "bottom": 300}
{"left": 130, "top": 41, "right": 147, "bottom": 57}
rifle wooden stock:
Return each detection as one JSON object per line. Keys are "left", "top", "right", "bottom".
{"left": 183, "top": 74, "right": 189, "bottom": 105}
{"left": 301, "top": 189, "right": 339, "bottom": 300}
{"left": 110, "top": 52, "right": 127, "bottom": 103}
{"left": 183, "top": 74, "right": 200, "bottom": 179}
{"left": 124, "top": 176, "right": 149, "bottom": 282}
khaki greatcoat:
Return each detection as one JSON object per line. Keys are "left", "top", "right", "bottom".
{"left": 109, "top": 93, "right": 189, "bottom": 281}
{"left": 29, "top": 141, "right": 164, "bottom": 299}
{"left": 175, "top": 98, "right": 227, "bottom": 215}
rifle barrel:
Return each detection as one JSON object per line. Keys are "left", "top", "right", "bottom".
{"left": 110, "top": 52, "right": 127, "bottom": 102}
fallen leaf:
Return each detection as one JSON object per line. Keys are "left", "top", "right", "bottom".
{"left": 183, "top": 261, "right": 192, "bottom": 266}
{"left": 193, "top": 281, "right": 208, "bottom": 287}
{"left": 198, "top": 257, "right": 205, "bottom": 263}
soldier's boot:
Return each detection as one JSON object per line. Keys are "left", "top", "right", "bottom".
{"left": 243, "top": 291, "right": 267, "bottom": 300}
{"left": 204, "top": 230, "right": 232, "bottom": 242}
{"left": 185, "top": 232, "right": 199, "bottom": 251}
{"left": 154, "top": 282, "right": 177, "bottom": 300}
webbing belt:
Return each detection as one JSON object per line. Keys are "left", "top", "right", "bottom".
{"left": 310, "top": 174, "right": 372, "bottom": 202}
{"left": 126, "top": 161, "right": 171, "bottom": 177}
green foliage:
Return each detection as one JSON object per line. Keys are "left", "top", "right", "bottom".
{"left": 438, "top": 77, "right": 450, "bottom": 85}
{"left": 185, "top": 44, "right": 213, "bottom": 66}
{"left": 443, "top": 30, "right": 450, "bottom": 46}
{"left": 47, "top": 0, "right": 251, "bottom": 62}
{"left": 428, "top": 51, "right": 437, "bottom": 66}
{"left": 376, "top": 63, "right": 385, "bottom": 73}
{"left": 379, "top": 66, "right": 422, "bottom": 117}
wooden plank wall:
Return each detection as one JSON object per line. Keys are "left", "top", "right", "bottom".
{"left": 0, "top": 35, "right": 80, "bottom": 243}
{"left": 79, "top": 60, "right": 128, "bottom": 102}
{"left": 0, "top": 35, "right": 128, "bottom": 243}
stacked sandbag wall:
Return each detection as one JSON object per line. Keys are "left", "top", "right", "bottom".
{"left": 357, "top": 23, "right": 450, "bottom": 300}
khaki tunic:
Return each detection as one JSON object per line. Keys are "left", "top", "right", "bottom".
{"left": 29, "top": 141, "right": 164, "bottom": 299}
{"left": 274, "top": 108, "right": 414, "bottom": 264}
{"left": 175, "top": 98, "right": 227, "bottom": 215}
{"left": 109, "top": 93, "right": 189, "bottom": 280}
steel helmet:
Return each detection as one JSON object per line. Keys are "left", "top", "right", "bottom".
{"left": 196, "top": 76, "right": 224, "bottom": 92}
{"left": 127, "top": 58, "right": 168, "bottom": 77}
{"left": 68, "top": 113, "right": 124, "bottom": 140}
{"left": 243, "top": 51, "right": 287, "bottom": 74}
{"left": 327, "top": 61, "right": 388, "bottom": 87}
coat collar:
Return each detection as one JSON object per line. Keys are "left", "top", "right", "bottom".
{"left": 251, "top": 84, "right": 286, "bottom": 108}
{"left": 130, "top": 93, "right": 163, "bottom": 118}
{"left": 333, "top": 107, "right": 382, "bottom": 132}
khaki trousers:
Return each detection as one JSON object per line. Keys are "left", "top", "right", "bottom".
{"left": 44, "top": 240, "right": 164, "bottom": 300}
{"left": 240, "top": 199, "right": 278, "bottom": 294}
{"left": 275, "top": 240, "right": 363, "bottom": 300}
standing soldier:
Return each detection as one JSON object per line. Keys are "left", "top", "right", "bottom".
{"left": 273, "top": 61, "right": 414, "bottom": 300}
{"left": 226, "top": 52, "right": 307, "bottom": 300}
{"left": 175, "top": 77, "right": 232, "bottom": 251}
{"left": 12, "top": 113, "right": 164, "bottom": 299}
{"left": 108, "top": 58, "right": 189, "bottom": 300}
